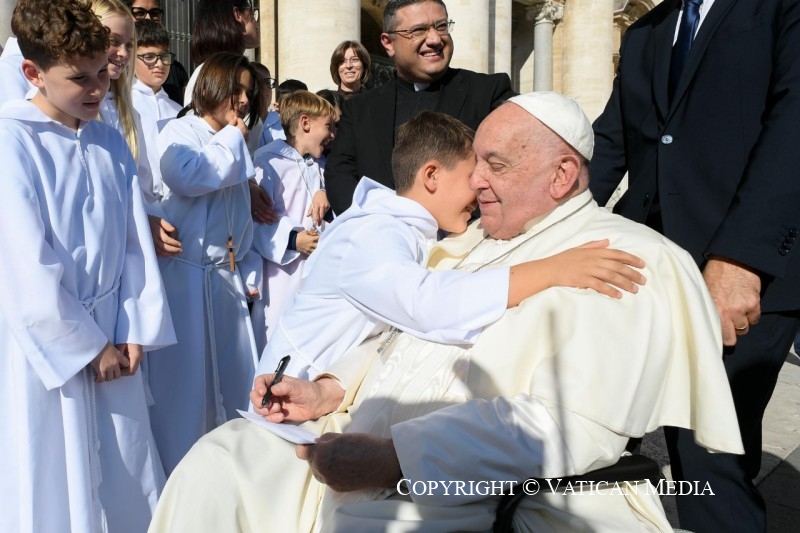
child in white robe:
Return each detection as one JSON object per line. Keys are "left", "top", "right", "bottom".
{"left": 0, "top": 2, "right": 175, "bottom": 531}
{"left": 132, "top": 18, "right": 182, "bottom": 205}
{"left": 251, "top": 90, "right": 334, "bottom": 353}
{"left": 147, "top": 51, "right": 269, "bottom": 475}
{"left": 255, "top": 111, "right": 648, "bottom": 381}
{"left": 89, "top": 0, "right": 182, "bottom": 258}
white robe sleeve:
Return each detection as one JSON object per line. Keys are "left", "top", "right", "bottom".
{"left": 159, "top": 123, "right": 254, "bottom": 197}
{"left": 115, "top": 151, "right": 177, "bottom": 350}
{"left": 249, "top": 164, "right": 301, "bottom": 265}
{"left": 0, "top": 133, "right": 108, "bottom": 389}
{"left": 337, "top": 218, "right": 509, "bottom": 344}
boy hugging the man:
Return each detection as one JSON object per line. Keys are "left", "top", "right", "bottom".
{"left": 0, "top": 1, "right": 174, "bottom": 531}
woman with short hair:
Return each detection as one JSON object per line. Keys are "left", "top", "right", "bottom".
{"left": 329, "top": 40, "right": 371, "bottom": 99}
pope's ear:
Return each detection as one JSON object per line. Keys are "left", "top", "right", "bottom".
{"left": 550, "top": 154, "right": 581, "bottom": 199}
{"left": 21, "top": 59, "right": 43, "bottom": 88}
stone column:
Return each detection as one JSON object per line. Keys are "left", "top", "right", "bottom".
{"left": 561, "top": 0, "right": 615, "bottom": 120}
{"left": 527, "top": 0, "right": 563, "bottom": 91}
{"left": 444, "top": 0, "right": 490, "bottom": 73}
{"left": 277, "top": 0, "right": 359, "bottom": 92}
{"left": 0, "top": 0, "right": 15, "bottom": 46}
{"left": 491, "top": 0, "right": 512, "bottom": 74}
{"left": 258, "top": 1, "right": 277, "bottom": 76}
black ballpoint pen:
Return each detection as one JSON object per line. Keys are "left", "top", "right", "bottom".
{"left": 261, "top": 355, "right": 291, "bottom": 407}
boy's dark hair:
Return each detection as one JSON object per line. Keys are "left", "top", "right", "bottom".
{"left": 383, "top": 0, "right": 447, "bottom": 32}
{"left": 191, "top": 0, "right": 253, "bottom": 65}
{"left": 187, "top": 51, "right": 266, "bottom": 130}
{"left": 13, "top": 0, "right": 109, "bottom": 70}
{"left": 315, "top": 89, "right": 344, "bottom": 112}
{"left": 135, "top": 18, "right": 170, "bottom": 48}
{"left": 276, "top": 79, "right": 308, "bottom": 104}
{"left": 250, "top": 62, "right": 271, "bottom": 81}
{"left": 392, "top": 111, "right": 474, "bottom": 194}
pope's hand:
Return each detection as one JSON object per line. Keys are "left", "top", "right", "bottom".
{"left": 250, "top": 375, "right": 343, "bottom": 423}
{"left": 296, "top": 433, "right": 402, "bottom": 492}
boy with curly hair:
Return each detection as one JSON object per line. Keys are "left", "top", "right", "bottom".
{"left": 0, "top": 1, "right": 175, "bottom": 531}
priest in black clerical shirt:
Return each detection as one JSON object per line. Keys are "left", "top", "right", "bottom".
{"left": 325, "top": 0, "right": 515, "bottom": 215}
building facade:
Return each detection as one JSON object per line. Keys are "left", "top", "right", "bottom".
{"left": 254, "top": 0, "right": 659, "bottom": 121}
{"left": 0, "top": 0, "right": 658, "bottom": 120}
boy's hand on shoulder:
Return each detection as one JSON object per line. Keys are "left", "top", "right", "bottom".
{"left": 296, "top": 229, "right": 319, "bottom": 255}
{"left": 90, "top": 342, "right": 129, "bottom": 383}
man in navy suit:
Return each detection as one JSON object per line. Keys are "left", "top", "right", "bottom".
{"left": 325, "top": 0, "right": 515, "bottom": 214}
{"left": 590, "top": 0, "right": 800, "bottom": 531}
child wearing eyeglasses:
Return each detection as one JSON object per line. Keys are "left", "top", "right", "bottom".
{"left": 131, "top": 18, "right": 184, "bottom": 259}
{"left": 133, "top": 19, "right": 181, "bottom": 206}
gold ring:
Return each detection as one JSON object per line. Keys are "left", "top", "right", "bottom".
{"left": 735, "top": 325, "right": 748, "bottom": 331}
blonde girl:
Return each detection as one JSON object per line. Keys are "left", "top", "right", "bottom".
{"left": 87, "top": 0, "right": 140, "bottom": 160}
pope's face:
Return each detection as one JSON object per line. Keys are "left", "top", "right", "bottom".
{"left": 471, "top": 104, "right": 557, "bottom": 240}
{"left": 381, "top": 1, "right": 453, "bottom": 83}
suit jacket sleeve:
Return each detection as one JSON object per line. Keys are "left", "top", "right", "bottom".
{"left": 325, "top": 96, "right": 361, "bottom": 216}
{"left": 589, "top": 68, "right": 628, "bottom": 206}
{"left": 491, "top": 73, "right": 517, "bottom": 108}
{"left": 705, "top": 2, "right": 800, "bottom": 280}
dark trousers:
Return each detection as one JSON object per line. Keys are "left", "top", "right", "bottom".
{"left": 665, "top": 311, "right": 799, "bottom": 533}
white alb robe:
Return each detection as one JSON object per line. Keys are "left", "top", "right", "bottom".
{"left": 147, "top": 114, "right": 259, "bottom": 474}
{"left": 0, "top": 101, "right": 176, "bottom": 533}
{"left": 258, "top": 110, "right": 285, "bottom": 148}
{"left": 131, "top": 79, "right": 182, "bottom": 204}
{"left": 150, "top": 190, "right": 743, "bottom": 533}
{"left": 0, "top": 37, "right": 32, "bottom": 106}
{"left": 250, "top": 140, "right": 327, "bottom": 352}
{"left": 98, "top": 92, "right": 163, "bottom": 218}
{"left": 254, "top": 178, "right": 509, "bottom": 381}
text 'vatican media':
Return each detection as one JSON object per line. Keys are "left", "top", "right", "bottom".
{"left": 396, "top": 479, "right": 715, "bottom": 497}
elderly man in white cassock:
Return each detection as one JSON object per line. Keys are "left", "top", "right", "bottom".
{"left": 149, "top": 92, "right": 744, "bottom": 533}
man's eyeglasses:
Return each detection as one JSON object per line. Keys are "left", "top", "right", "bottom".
{"left": 262, "top": 77, "right": 277, "bottom": 89}
{"left": 386, "top": 20, "right": 454, "bottom": 41}
{"left": 131, "top": 7, "right": 164, "bottom": 22}
{"left": 137, "top": 52, "right": 176, "bottom": 67}
{"left": 340, "top": 57, "right": 362, "bottom": 66}
{"left": 246, "top": 7, "right": 259, "bottom": 22}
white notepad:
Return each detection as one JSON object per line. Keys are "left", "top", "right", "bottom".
{"left": 237, "top": 410, "right": 318, "bottom": 444}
